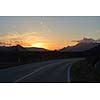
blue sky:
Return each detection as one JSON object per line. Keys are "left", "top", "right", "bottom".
{"left": 0, "top": 16, "right": 100, "bottom": 49}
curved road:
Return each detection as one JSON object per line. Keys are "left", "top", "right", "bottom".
{"left": 0, "top": 58, "right": 83, "bottom": 83}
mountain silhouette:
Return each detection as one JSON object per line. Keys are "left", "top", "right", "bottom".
{"left": 25, "top": 47, "right": 48, "bottom": 52}
{"left": 60, "top": 38, "right": 100, "bottom": 52}
{"left": 0, "top": 44, "right": 25, "bottom": 52}
{"left": 60, "top": 42, "right": 99, "bottom": 52}
{"left": 0, "top": 44, "right": 48, "bottom": 52}
{"left": 84, "top": 43, "right": 100, "bottom": 56}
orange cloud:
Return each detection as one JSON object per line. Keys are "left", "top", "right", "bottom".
{"left": 0, "top": 32, "right": 45, "bottom": 47}
{"left": 0, "top": 32, "right": 79, "bottom": 50}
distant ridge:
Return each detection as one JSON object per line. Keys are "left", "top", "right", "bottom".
{"left": 84, "top": 43, "right": 100, "bottom": 55}
{"left": 60, "top": 43, "right": 99, "bottom": 52}
{"left": 0, "top": 44, "right": 49, "bottom": 52}
{"left": 25, "top": 47, "right": 49, "bottom": 52}
{"left": 60, "top": 38, "right": 100, "bottom": 52}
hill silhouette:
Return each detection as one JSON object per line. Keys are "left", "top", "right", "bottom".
{"left": 0, "top": 44, "right": 48, "bottom": 52}
{"left": 60, "top": 43, "right": 98, "bottom": 52}
{"left": 0, "top": 41, "right": 100, "bottom": 69}
{"left": 60, "top": 38, "right": 100, "bottom": 52}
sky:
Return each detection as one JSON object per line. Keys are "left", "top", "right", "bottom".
{"left": 0, "top": 16, "right": 100, "bottom": 50}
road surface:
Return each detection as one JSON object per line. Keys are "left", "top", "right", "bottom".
{"left": 0, "top": 58, "right": 83, "bottom": 83}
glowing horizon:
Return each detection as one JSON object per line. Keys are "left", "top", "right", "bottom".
{"left": 0, "top": 40, "right": 78, "bottom": 50}
{"left": 0, "top": 16, "right": 100, "bottom": 50}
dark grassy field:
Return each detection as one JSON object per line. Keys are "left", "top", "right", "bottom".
{"left": 71, "top": 56, "right": 100, "bottom": 82}
{"left": 0, "top": 51, "right": 84, "bottom": 69}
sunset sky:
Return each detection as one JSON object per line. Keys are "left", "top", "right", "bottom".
{"left": 0, "top": 16, "right": 100, "bottom": 50}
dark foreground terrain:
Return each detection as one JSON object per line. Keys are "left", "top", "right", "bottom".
{"left": 0, "top": 43, "right": 100, "bottom": 83}
{"left": 0, "top": 58, "right": 83, "bottom": 83}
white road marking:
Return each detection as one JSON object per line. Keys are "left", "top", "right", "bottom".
{"left": 15, "top": 58, "right": 84, "bottom": 82}
{"left": 67, "top": 58, "right": 85, "bottom": 82}
{"left": 14, "top": 61, "right": 67, "bottom": 82}
{"left": 67, "top": 63, "right": 73, "bottom": 82}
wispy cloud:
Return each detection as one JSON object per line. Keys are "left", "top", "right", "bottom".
{"left": 72, "top": 37, "right": 100, "bottom": 43}
{"left": 0, "top": 32, "right": 45, "bottom": 47}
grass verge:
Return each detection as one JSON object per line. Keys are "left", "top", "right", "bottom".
{"left": 70, "top": 59, "right": 98, "bottom": 83}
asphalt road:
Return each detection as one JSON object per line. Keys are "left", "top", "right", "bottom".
{"left": 0, "top": 58, "right": 83, "bottom": 83}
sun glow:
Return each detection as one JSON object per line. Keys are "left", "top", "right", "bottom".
{"left": 32, "top": 43, "right": 46, "bottom": 48}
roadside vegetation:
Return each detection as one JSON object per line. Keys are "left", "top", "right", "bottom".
{"left": 71, "top": 56, "right": 100, "bottom": 82}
